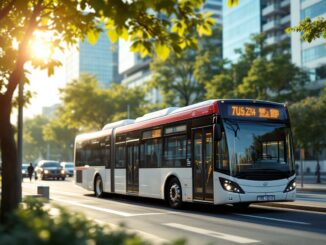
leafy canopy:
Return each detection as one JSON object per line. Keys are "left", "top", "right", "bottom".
{"left": 149, "top": 28, "right": 223, "bottom": 107}
{"left": 0, "top": 0, "right": 214, "bottom": 95}
{"left": 287, "top": 17, "right": 326, "bottom": 43}
{"left": 289, "top": 88, "right": 326, "bottom": 153}
{"left": 205, "top": 33, "right": 308, "bottom": 102}
{"left": 59, "top": 74, "right": 145, "bottom": 131}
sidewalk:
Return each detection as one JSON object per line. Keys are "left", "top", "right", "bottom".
{"left": 257, "top": 181, "right": 326, "bottom": 213}
{"left": 297, "top": 183, "right": 326, "bottom": 193}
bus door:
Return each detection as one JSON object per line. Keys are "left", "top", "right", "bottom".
{"left": 192, "top": 127, "right": 214, "bottom": 201}
{"left": 126, "top": 141, "right": 139, "bottom": 194}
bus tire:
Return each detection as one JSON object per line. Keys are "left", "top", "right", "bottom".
{"left": 166, "top": 177, "right": 183, "bottom": 208}
{"left": 94, "top": 175, "right": 104, "bottom": 197}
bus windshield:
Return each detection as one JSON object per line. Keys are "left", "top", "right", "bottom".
{"left": 223, "top": 120, "right": 294, "bottom": 180}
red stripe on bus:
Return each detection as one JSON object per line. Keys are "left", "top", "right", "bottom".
{"left": 116, "top": 102, "right": 219, "bottom": 134}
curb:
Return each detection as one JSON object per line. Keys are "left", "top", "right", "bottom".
{"left": 297, "top": 188, "right": 326, "bottom": 194}
{"left": 255, "top": 202, "right": 326, "bottom": 213}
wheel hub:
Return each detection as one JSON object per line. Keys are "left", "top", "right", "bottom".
{"left": 169, "top": 183, "right": 181, "bottom": 202}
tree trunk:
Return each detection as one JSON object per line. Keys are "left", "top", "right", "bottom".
{"left": 0, "top": 94, "right": 21, "bottom": 223}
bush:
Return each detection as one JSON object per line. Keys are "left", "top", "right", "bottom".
{"left": 0, "top": 197, "right": 161, "bottom": 245}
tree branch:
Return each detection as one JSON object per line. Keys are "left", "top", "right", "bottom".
{"left": 5, "top": 1, "right": 43, "bottom": 99}
{"left": 0, "top": 0, "right": 15, "bottom": 22}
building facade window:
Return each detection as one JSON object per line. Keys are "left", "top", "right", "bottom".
{"left": 301, "top": 1, "right": 326, "bottom": 20}
{"left": 302, "top": 44, "right": 326, "bottom": 64}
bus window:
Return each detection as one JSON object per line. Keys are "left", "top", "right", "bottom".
{"left": 115, "top": 144, "right": 126, "bottom": 168}
{"left": 163, "top": 135, "right": 187, "bottom": 167}
{"left": 215, "top": 132, "right": 229, "bottom": 174}
{"left": 141, "top": 139, "right": 162, "bottom": 168}
{"left": 76, "top": 144, "right": 84, "bottom": 166}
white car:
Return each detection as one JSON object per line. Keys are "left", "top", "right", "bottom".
{"left": 60, "top": 162, "right": 74, "bottom": 177}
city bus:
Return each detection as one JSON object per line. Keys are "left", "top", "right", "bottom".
{"left": 74, "top": 99, "right": 296, "bottom": 208}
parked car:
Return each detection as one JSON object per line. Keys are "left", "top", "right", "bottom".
{"left": 35, "top": 160, "right": 66, "bottom": 180}
{"left": 60, "top": 162, "right": 74, "bottom": 177}
{"left": 21, "top": 163, "right": 29, "bottom": 178}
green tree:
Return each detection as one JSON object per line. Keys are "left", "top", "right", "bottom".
{"left": 150, "top": 50, "right": 205, "bottom": 107}
{"left": 0, "top": 0, "right": 213, "bottom": 221}
{"left": 150, "top": 28, "right": 223, "bottom": 106}
{"left": 23, "top": 116, "right": 49, "bottom": 162}
{"left": 287, "top": 17, "right": 326, "bottom": 43}
{"left": 289, "top": 89, "right": 326, "bottom": 183}
{"left": 59, "top": 74, "right": 145, "bottom": 131}
{"left": 43, "top": 119, "right": 78, "bottom": 161}
{"left": 194, "top": 27, "right": 227, "bottom": 85}
{"left": 205, "top": 33, "right": 308, "bottom": 102}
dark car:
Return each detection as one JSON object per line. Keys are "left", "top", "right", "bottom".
{"left": 60, "top": 162, "right": 74, "bottom": 177}
{"left": 21, "top": 163, "right": 29, "bottom": 178}
{"left": 35, "top": 160, "right": 66, "bottom": 180}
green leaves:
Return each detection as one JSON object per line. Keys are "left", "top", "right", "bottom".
{"left": 289, "top": 89, "right": 326, "bottom": 151}
{"left": 106, "top": 29, "right": 119, "bottom": 43}
{"left": 86, "top": 29, "right": 100, "bottom": 44}
{"left": 154, "top": 42, "right": 170, "bottom": 61}
{"left": 0, "top": 198, "right": 145, "bottom": 245}
{"left": 202, "top": 33, "right": 308, "bottom": 103}
{"left": 227, "top": 0, "right": 239, "bottom": 8}
{"left": 287, "top": 17, "right": 326, "bottom": 43}
{"left": 171, "top": 20, "right": 187, "bottom": 37}
{"left": 60, "top": 74, "right": 145, "bottom": 131}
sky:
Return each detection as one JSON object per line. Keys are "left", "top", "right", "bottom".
{"left": 24, "top": 64, "right": 66, "bottom": 118}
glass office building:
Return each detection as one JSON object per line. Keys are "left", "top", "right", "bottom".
{"left": 223, "top": 0, "right": 291, "bottom": 63}
{"left": 65, "top": 31, "right": 118, "bottom": 88}
{"left": 291, "top": 0, "right": 326, "bottom": 87}
{"left": 119, "top": 0, "right": 223, "bottom": 103}
{"left": 223, "top": 0, "right": 261, "bottom": 62}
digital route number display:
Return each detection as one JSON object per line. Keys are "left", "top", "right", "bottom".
{"left": 229, "top": 105, "right": 281, "bottom": 119}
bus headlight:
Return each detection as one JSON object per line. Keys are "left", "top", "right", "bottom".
{"left": 219, "top": 177, "right": 245, "bottom": 194}
{"left": 44, "top": 170, "right": 49, "bottom": 174}
{"left": 61, "top": 169, "right": 65, "bottom": 174}
{"left": 284, "top": 179, "right": 296, "bottom": 192}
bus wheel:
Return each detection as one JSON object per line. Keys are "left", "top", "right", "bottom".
{"left": 167, "top": 178, "right": 182, "bottom": 208}
{"left": 94, "top": 175, "right": 104, "bottom": 197}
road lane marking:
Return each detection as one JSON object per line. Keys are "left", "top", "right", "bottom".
{"left": 94, "top": 219, "right": 169, "bottom": 245}
{"left": 53, "top": 198, "right": 171, "bottom": 217}
{"left": 164, "top": 223, "right": 260, "bottom": 244}
{"left": 55, "top": 198, "right": 132, "bottom": 216}
{"left": 235, "top": 214, "right": 310, "bottom": 225}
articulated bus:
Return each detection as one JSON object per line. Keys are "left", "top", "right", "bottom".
{"left": 74, "top": 99, "right": 296, "bottom": 208}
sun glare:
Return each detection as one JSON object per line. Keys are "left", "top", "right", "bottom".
{"left": 29, "top": 31, "right": 53, "bottom": 61}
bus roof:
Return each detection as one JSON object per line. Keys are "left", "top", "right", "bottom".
{"left": 75, "top": 128, "right": 113, "bottom": 142}
{"left": 75, "top": 99, "right": 286, "bottom": 141}
{"left": 115, "top": 100, "right": 219, "bottom": 134}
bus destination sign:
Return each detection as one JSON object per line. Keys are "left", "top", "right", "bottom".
{"left": 229, "top": 105, "right": 281, "bottom": 119}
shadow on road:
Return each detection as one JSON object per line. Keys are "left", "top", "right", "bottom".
{"left": 82, "top": 192, "right": 326, "bottom": 235}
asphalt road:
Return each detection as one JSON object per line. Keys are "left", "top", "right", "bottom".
{"left": 22, "top": 178, "right": 326, "bottom": 245}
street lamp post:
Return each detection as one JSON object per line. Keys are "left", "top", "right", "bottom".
{"left": 17, "top": 79, "right": 23, "bottom": 193}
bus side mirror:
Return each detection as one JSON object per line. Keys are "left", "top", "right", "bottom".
{"left": 214, "top": 124, "right": 222, "bottom": 141}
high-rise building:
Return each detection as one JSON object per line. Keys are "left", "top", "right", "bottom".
{"left": 291, "top": 0, "right": 326, "bottom": 88}
{"left": 119, "top": 1, "right": 223, "bottom": 103}
{"left": 223, "top": 0, "right": 290, "bottom": 62}
{"left": 65, "top": 32, "right": 119, "bottom": 88}
{"left": 201, "top": 0, "right": 223, "bottom": 26}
